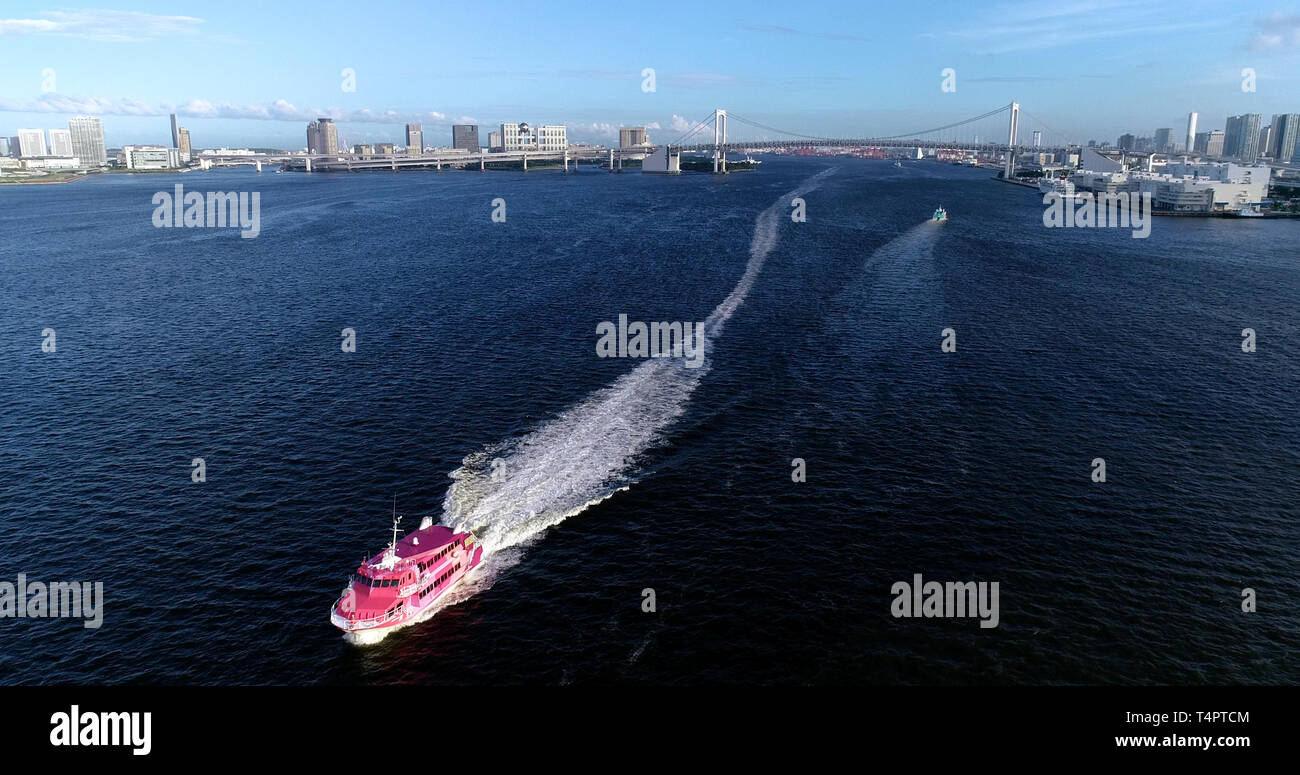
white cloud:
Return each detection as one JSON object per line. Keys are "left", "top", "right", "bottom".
{"left": 0, "top": 10, "right": 204, "bottom": 42}
{"left": 0, "top": 94, "right": 479, "bottom": 126}
{"left": 1248, "top": 13, "right": 1300, "bottom": 50}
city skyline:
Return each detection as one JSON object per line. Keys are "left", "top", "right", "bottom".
{"left": 1, "top": 2, "right": 1299, "bottom": 148}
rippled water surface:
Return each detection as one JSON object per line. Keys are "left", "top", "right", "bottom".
{"left": 1, "top": 159, "right": 1296, "bottom": 684}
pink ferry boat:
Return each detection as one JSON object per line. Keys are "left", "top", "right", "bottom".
{"left": 331, "top": 514, "right": 483, "bottom": 643}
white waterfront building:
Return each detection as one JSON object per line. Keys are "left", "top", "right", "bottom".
{"left": 48, "top": 129, "right": 74, "bottom": 157}
{"left": 1068, "top": 161, "right": 1271, "bottom": 213}
{"left": 68, "top": 116, "right": 108, "bottom": 166}
{"left": 16, "top": 129, "right": 47, "bottom": 157}
{"left": 119, "top": 145, "right": 181, "bottom": 169}
{"left": 499, "top": 123, "right": 567, "bottom": 152}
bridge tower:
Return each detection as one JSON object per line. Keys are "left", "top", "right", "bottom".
{"left": 1003, "top": 102, "right": 1019, "bottom": 179}
{"left": 713, "top": 109, "right": 727, "bottom": 173}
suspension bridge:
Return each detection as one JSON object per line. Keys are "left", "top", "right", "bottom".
{"left": 198, "top": 101, "right": 1080, "bottom": 177}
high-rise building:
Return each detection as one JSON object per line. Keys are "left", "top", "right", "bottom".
{"left": 307, "top": 118, "right": 338, "bottom": 155}
{"left": 17, "top": 129, "right": 48, "bottom": 157}
{"left": 1185, "top": 112, "right": 1197, "bottom": 156}
{"left": 0, "top": 137, "right": 8, "bottom": 157}
{"left": 177, "top": 127, "right": 191, "bottom": 159}
{"left": 1258, "top": 125, "right": 1272, "bottom": 158}
{"left": 620, "top": 127, "right": 649, "bottom": 148}
{"left": 1224, "top": 114, "right": 1261, "bottom": 161}
{"left": 1268, "top": 114, "right": 1300, "bottom": 163}
{"left": 48, "top": 128, "right": 74, "bottom": 157}
{"left": 170, "top": 113, "right": 180, "bottom": 149}
{"left": 405, "top": 124, "right": 423, "bottom": 154}
{"left": 68, "top": 116, "right": 107, "bottom": 166}
{"left": 452, "top": 124, "right": 479, "bottom": 151}
{"left": 1117, "top": 133, "right": 1135, "bottom": 151}
{"left": 1205, "top": 130, "right": 1224, "bottom": 157}
{"left": 1154, "top": 128, "right": 1173, "bottom": 153}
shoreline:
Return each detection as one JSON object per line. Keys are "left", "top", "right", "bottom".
{"left": 0, "top": 173, "right": 87, "bottom": 186}
{"left": 1000, "top": 175, "right": 1299, "bottom": 218}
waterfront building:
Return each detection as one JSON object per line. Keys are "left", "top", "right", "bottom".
{"left": 0, "top": 137, "right": 8, "bottom": 156}
{"left": 500, "top": 123, "right": 533, "bottom": 151}
{"left": 68, "top": 116, "right": 107, "bottom": 166}
{"left": 119, "top": 145, "right": 180, "bottom": 169}
{"left": 1154, "top": 128, "right": 1173, "bottom": 154}
{"left": 452, "top": 124, "right": 479, "bottom": 151}
{"left": 17, "top": 129, "right": 48, "bottom": 157}
{"left": 20, "top": 156, "right": 81, "bottom": 170}
{"left": 1224, "top": 114, "right": 1261, "bottom": 161}
{"left": 537, "top": 125, "right": 566, "bottom": 151}
{"left": 1071, "top": 160, "right": 1270, "bottom": 213}
{"left": 48, "top": 128, "right": 74, "bottom": 157}
{"left": 1205, "top": 130, "right": 1225, "bottom": 156}
{"left": 406, "top": 124, "right": 423, "bottom": 155}
{"left": 488, "top": 131, "right": 502, "bottom": 152}
{"left": 499, "top": 123, "right": 567, "bottom": 152}
{"left": 619, "top": 127, "right": 650, "bottom": 148}
{"left": 1267, "top": 114, "right": 1299, "bottom": 163}
{"left": 307, "top": 118, "right": 339, "bottom": 155}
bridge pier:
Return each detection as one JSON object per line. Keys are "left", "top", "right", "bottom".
{"left": 305, "top": 157, "right": 312, "bottom": 173}
{"left": 564, "top": 150, "right": 569, "bottom": 172}
{"left": 712, "top": 108, "right": 727, "bottom": 174}
{"left": 255, "top": 160, "right": 262, "bottom": 173}
{"left": 608, "top": 148, "right": 614, "bottom": 171}
{"left": 480, "top": 153, "right": 485, "bottom": 171}
{"left": 522, "top": 152, "right": 527, "bottom": 171}
{"left": 1003, "top": 101, "right": 1019, "bottom": 179}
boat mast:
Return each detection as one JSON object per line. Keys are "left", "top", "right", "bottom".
{"left": 390, "top": 494, "right": 401, "bottom": 552}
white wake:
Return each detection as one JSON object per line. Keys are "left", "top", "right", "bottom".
{"left": 440, "top": 168, "right": 837, "bottom": 593}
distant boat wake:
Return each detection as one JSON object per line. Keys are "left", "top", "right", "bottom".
{"left": 436, "top": 168, "right": 838, "bottom": 600}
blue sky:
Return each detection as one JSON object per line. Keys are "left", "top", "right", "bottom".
{"left": 1, "top": 1, "right": 1298, "bottom": 149}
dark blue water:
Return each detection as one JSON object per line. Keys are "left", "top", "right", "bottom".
{"left": 1, "top": 159, "right": 1296, "bottom": 684}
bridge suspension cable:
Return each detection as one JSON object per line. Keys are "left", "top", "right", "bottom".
{"left": 666, "top": 111, "right": 720, "bottom": 146}
{"left": 720, "top": 103, "right": 1012, "bottom": 144}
